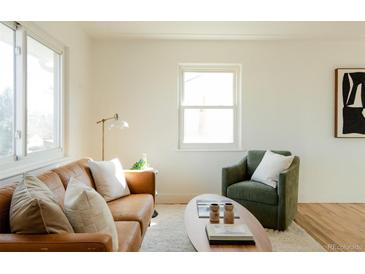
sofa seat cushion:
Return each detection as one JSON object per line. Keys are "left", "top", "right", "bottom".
{"left": 227, "top": 180, "right": 278, "bottom": 206}
{"left": 108, "top": 194, "right": 153, "bottom": 235}
{"left": 115, "top": 221, "right": 142, "bottom": 252}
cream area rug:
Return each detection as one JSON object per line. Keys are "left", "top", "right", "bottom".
{"left": 140, "top": 204, "right": 325, "bottom": 252}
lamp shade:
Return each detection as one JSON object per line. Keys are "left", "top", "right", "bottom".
{"left": 108, "top": 120, "right": 129, "bottom": 130}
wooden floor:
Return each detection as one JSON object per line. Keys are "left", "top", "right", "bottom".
{"left": 295, "top": 203, "right": 365, "bottom": 252}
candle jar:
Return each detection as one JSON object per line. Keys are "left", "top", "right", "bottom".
{"left": 142, "top": 153, "right": 149, "bottom": 168}
{"left": 209, "top": 203, "right": 220, "bottom": 223}
{"left": 224, "top": 203, "right": 234, "bottom": 224}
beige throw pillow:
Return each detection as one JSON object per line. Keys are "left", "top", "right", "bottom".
{"left": 64, "top": 177, "right": 119, "bottom": 251}
{"left": 88, "top": 158, "right": 130, "bottom": 201}
{"left": 10, "top": 176, "right": 74, "bottom": 234}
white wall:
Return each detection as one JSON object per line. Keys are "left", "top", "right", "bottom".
{"left": 33, "top": 22, "right": 92, "bottom": 159}
{"left": 90, "top": 39, "right": 365, "bottom": 203}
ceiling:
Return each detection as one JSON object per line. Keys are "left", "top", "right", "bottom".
{"left": 80, "top": 21, "right": 365, "bottom": 40}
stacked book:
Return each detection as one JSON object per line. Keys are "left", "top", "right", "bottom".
{"left": 205, "top": 223, "right": 255, "bottom": 245}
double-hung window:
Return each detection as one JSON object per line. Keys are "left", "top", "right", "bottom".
{"left": 178, "top": 64, "right": 241, "bottom": 150}
{"left": 0, "top": 22, "right": 64, "bottom": 176}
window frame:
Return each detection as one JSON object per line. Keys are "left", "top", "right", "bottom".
{"left": 178, "top": 63, "right": 242, "bottom": 151}
{"left": 0, "top": 22, "right": 16, "bottom": 166}
{"left": 0, "top": 21, "right": 65, "bottom": 178}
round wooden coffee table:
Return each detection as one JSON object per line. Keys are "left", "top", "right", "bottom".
{"left": 184, "top": 194, "right": 272, "bottom": 252}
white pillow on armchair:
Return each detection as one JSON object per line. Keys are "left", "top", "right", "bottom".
{"left": 251, "top": 150, "right": 294, "bottom": 188}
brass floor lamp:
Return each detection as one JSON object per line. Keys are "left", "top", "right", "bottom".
{"left": 96, "top": 113, "right": 129, "bottom": 160}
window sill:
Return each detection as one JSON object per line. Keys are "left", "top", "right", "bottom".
{"left": 175, "top": 149, "right": 246, "bottom": 152}
{"left": 0, "top": 156, "right": 73, "bottom": 182}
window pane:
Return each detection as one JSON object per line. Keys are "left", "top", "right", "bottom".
{"left": 0, "top": 24, "right": 14, "bottom": 158}
{"left": 183, "top": 109, "right": 233, "bottom": 143}
{"left": 183, "top": 72, "right": 234, "bottom": 106}
{"left": 27, "top": 36, "right": 59, "bottom": 153}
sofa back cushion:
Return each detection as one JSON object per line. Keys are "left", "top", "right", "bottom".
{"left": 52, "top": 159, "right": 96, "bottom": 190}
{"left": 0, "top": 183, "right": 16, "bottom": 233}
{"left": 247, "top": 150, "right": 291, "bottom": 177}
{"left": 38, "top": 171, "right": 66, "bottom": 208}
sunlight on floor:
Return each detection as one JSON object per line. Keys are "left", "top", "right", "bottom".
{"left": 150, "top": 221, "right": 158, "bottom": 227}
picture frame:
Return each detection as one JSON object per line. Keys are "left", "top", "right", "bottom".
{"left": 335, "top": 68, "right": 365, "bottom": 138}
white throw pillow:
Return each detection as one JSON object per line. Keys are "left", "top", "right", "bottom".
{"left": 64, "top": 177, "right": 119, "bottom": 251}
{"left": 88, "top": 158, "right": 130, "bottom": 201}
{"left": 251, "top": 151, "right": 294, "bottom": 188}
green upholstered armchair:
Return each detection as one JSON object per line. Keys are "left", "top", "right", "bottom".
{"left": 222, "top": 150, "right": 300, "bottom": 230}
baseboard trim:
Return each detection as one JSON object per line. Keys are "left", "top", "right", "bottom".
{"left": 156, "top": 193, "right": 199, "bottom": 204}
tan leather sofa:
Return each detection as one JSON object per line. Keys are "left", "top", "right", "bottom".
{"left": 0, "top": 159, "right": 155, "bottom": 252}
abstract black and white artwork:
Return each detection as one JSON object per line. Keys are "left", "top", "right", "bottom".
{"left": 335, "top": 68, "right": 365, "bottom": 138}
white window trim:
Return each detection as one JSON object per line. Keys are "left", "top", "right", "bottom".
{"left": 0, "top": 22, "right": 66, "bottom": 180}
{"left": 178, "top": 63, "right": 242, "bottom": 151}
